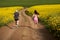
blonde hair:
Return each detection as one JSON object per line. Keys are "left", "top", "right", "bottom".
{"left": 16, "top": 10, "right": 18, "bottom": 12}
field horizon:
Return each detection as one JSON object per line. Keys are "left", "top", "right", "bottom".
{"left": 0, "top": 0, "right": 60, "bottom": 7}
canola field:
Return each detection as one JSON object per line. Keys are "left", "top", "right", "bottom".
{"left": 0, "top": 4, "right": 60, "bottom": 38}
{"left": 27, "top": 4, "right": 60, "bottom": 38}
{"left": 27, "top": 4, "right": 60, "bottom": 30}
{"left": 0, "top": 6, "right": 23, "bottom": 26}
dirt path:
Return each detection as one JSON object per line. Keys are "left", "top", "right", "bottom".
{"left": 0, "top": 9, "right": 55, "bottom": 40}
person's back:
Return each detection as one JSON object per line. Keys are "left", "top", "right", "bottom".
{"left": 32, "top": 10, "right": 39, "bottom": 24}
{"left": 34, "top": 14, "right": 38, "bottom": 19}
{"left": 14, "top": 12, "right": 19, "bottom": 19}
{"left": 14, "top": 10, "right": 19, "bottom": 27}
{"left": 33, "top": 14, "right": 38, "bottom": 24}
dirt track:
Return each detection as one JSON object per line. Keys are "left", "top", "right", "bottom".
{"left": 0, "top": 9, "right": 55, "bottom": 40}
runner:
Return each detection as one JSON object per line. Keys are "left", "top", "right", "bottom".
{"left": 14, "top": 10, "right": 19, "bottom": 27}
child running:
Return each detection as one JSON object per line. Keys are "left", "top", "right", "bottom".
{"left": 14, "top": 10, "right": 19, "bottom": 27}
{"left": 32, "top": 10, "right": 39, "bottom": 24}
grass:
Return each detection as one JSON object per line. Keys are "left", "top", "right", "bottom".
{"left": 0, "top": 0, "right": 60, "bottom": 7}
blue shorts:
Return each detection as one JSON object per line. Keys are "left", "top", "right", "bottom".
{"left": 14, "top": 19, "right": 19, "bottom": 21}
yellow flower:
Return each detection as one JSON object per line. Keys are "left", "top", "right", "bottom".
{"left": 0, "top": 6, "right": 23, "bottom": 26}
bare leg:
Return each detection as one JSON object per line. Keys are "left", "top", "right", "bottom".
{"left": 15, "top": 20, "right": 19, "bottom": 28}
{"left": 34, "top": 21, "right": 38, "bottom": 29}
{"left": 15, "top": 21, "right": 17, "bottom": 25}
{"left": 17, "top": 20, "right": 19, "bottom": 26}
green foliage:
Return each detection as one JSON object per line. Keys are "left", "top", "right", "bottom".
{"left": 0, "top": 0, "right": 60, "bottom": 7}
{"left": 25, "top": 10, "right": 33, "bottom": 16}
